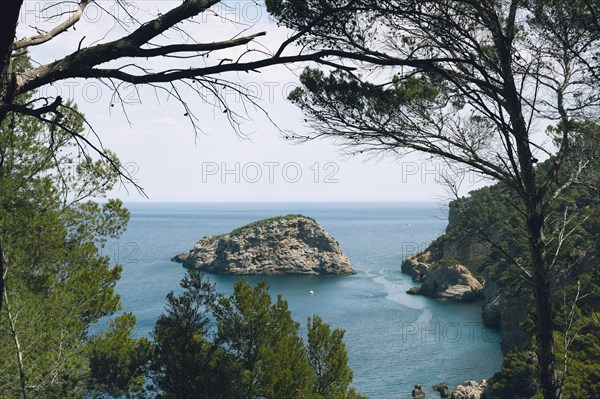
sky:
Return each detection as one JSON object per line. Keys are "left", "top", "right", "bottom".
{"left": 18, "top": 0, "right": 490, "bottom": 202}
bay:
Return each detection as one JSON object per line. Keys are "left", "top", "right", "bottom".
{"left": 105, "top": 202, "right": 502, "bottom": 398}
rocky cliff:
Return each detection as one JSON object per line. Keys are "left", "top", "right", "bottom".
{"left": 172, "top": 214, "right": 355, "bottom": 275}
{"left": 404, "top": 145, "right": 600, "bottom": 397}
{"left": 400, "top": 197, "right": 533, "bottom": 354}
{"left": 401, "top": 242, "right": 532, "bottom": 354}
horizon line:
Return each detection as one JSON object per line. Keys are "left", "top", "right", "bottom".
{"left": 115, "top": 199, "right": 448, "bottom": 204}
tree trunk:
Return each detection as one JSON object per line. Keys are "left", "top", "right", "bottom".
{"left": 504, "top": 63, "right": 562, "bottom": 398}
{"left": 3, "top": 285, "right": 29, "bottom": 399}
{"left": 527, "top": 208, "right": 561, "bottom": 399}
{"left": 0, "top": 0, "right": 23, "bottom": 124}
{"left": 513, "top": 121, "right": 561, "bottom": 399}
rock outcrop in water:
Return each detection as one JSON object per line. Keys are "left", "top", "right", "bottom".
{"left": 404, "top": 255, "right": 483, "bottom": 302}
{"left": 432, "top": 382, "right": 450, "bottom": 398}
{"left": 411, "top": 384, "right": 426, "bottom": 398}
{"left": 401, "top": 251, "right": 431, "bottom": 282}
{"left": 172, "top": 214, "right": 355, "bottom": 275}
{"left": 401, "top": 238, "right": 530, "bottom": 352}
{"left": 450, "top": 379, "right": 488, "bottom": 399}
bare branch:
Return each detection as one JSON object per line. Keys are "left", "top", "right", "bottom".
{"left": 12, "top": 0, "right": 90, "bottom": 51}
{"left": 132, "top": 32, "right": 267, "bottom": 57}
{"left": 16, "top": 46, "right": 477, "bottom": 95}
{"left": 544, "top": 160, "right": 589, "bottom": 212}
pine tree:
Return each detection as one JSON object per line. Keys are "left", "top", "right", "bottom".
{"left": 0, "top": 55, "right": 145, "bottom": 399}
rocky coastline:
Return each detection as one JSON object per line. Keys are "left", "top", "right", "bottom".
{"left": 172, "top": 214, "right": 355, "bottom": 275}
{"left": 401, "top": 241, "right": 531, "bottom": 355}
{"left": 403, "top": 252, "right": 484, "bottom": 302}
{"left": 400, "top": 205, "right": 537, "bottom": 398}
{"left": 412, "top": 380, "right": 488, "bottom": 399}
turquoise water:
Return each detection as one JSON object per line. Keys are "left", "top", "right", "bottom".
{"left": 106, "top": 202, "right": 502, "bottom": 398}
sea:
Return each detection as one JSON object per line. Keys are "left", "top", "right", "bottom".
{"left": 105, "top": 202, "right": 502, "bottom": 399}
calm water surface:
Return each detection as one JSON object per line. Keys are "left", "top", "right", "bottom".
{"left": 105, "top": 202, "right": 502, "bottom": 399}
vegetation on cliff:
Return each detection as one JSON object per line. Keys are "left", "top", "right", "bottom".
{"left": 415, "top": 132, "right": 600, "bottom": 398}
{"left": 228, "top": 214, "right": 313, "bottom": 236}
{"left": 173, "top": 214, "right": 355, "bottom": 275}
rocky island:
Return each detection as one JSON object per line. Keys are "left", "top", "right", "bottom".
{"left": 172, "top": 214, "right": 355, "bottom": 275}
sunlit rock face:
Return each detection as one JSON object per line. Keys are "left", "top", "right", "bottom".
{"left": 172, "top": 214, "right": 355, "bottom": 276}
